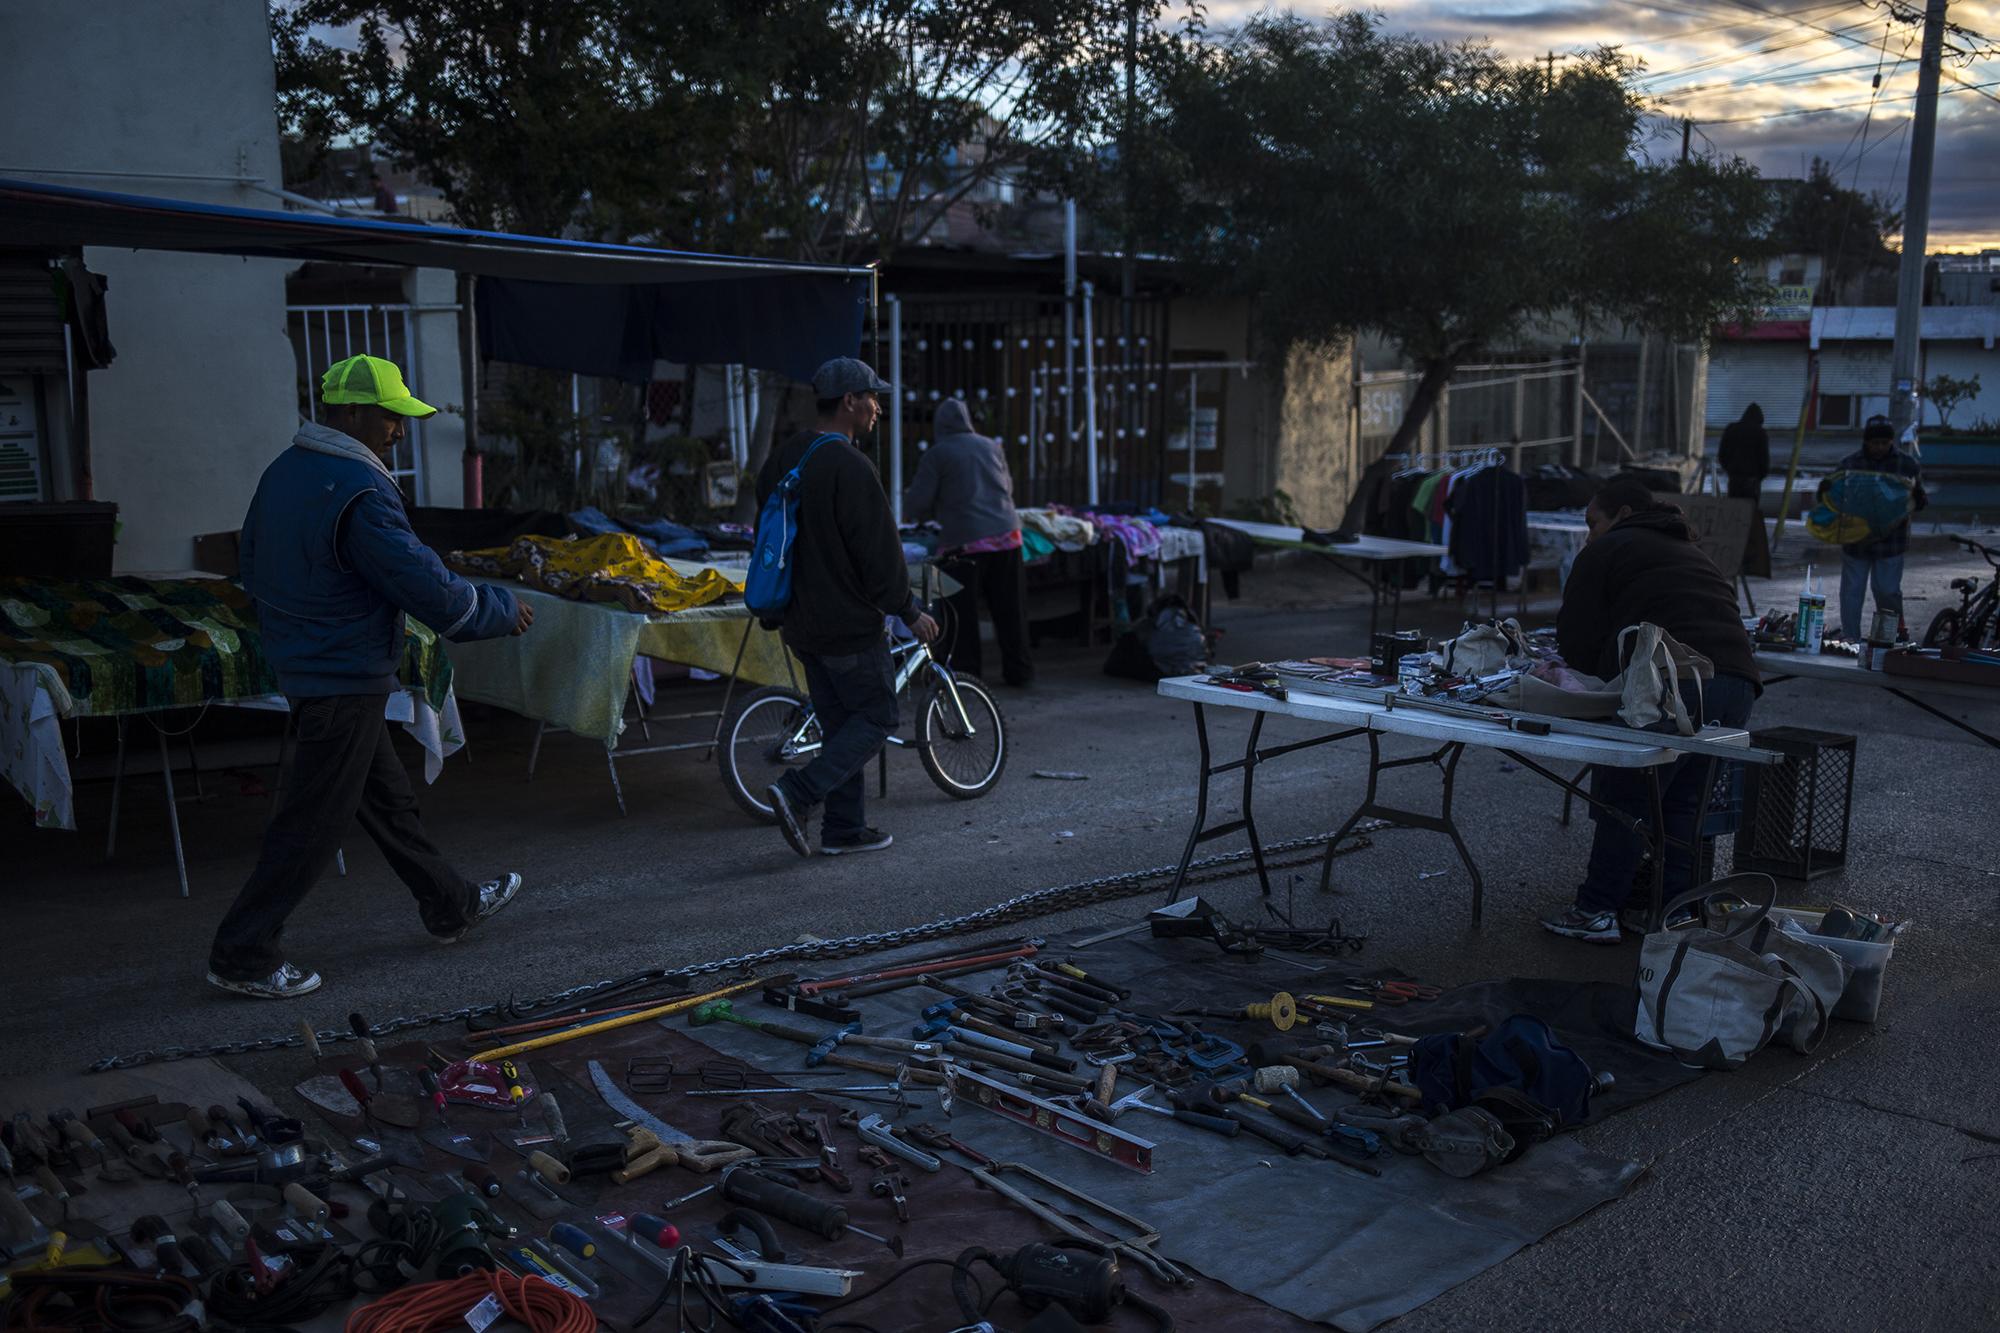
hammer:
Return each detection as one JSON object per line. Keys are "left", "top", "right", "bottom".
{"left": 912, "top": 1019, "right": 1082, "bottom": 1079}
{"left": 690, "top": 1002, "right": 943, "bottom": 1085}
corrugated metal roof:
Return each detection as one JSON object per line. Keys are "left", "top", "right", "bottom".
{"left": 1811, "top": 306, "right": 2000, "bottom": 347}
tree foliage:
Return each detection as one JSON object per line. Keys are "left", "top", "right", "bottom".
{"left": 1923, "top": 371, "right": 1981, "bottom": 431}
{"left": 1767, "top": 156, "right": 1901, "bottom": 302}
{"left": 1133, "top": 13, "right": 1777, "bottom": 452}
{"left": 272, "top": 0, "right": 1151, "bottom": 262}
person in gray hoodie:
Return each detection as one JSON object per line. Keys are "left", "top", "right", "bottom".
{"left": 903, "top": 399, "right": 1033, "bottom": 685}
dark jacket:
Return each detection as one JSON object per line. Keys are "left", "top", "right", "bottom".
{"left": 1717, "top": 404, "right": 1770, "bottom": 480}
{"left": 1835, "top": 446, "right": 1927, "bottom": 559}
{"left": 1557, "top": 507, "right": 1759, "bottom": 690}
{"left": 757, "top": 429, "right": 920, "bottom": 656}
{"left": 903, "top": 399, "right": 1019, "bottom": 551}
{"left": 240, "top": 423, "right": 519, "bottom": 697}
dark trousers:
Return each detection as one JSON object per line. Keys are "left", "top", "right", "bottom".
{"left": 1726, "top": 474, "right": 1764, "bottom": 515}
{"left": 778, "top": 642, "right": 900, "bottom": 840}
{"left": 1577, "top": 673, "right": 1758, "bottom": 915}
{"left": 209, "top": 694, "right": 475, "bottom": 979}
{"left": 941, "top": 547, "right": 1033, "bottom": 685}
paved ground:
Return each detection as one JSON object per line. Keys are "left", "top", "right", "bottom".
{"left": 6, "top": 525, "right": 1999, "bottom": 1328}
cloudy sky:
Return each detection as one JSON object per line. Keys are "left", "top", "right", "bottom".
{"left": 1207, "top": 0, "right": 2000, "bottom": 252}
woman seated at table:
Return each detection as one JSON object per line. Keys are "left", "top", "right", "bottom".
{"left": 1541, "top": 475, "right": 1761, "bottom": 944}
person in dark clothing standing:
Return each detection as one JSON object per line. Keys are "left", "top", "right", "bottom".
{"left": 210, "top": 355, "right": 532, "bottom": 999}
{"left": 759, "top": 357, "right": 940, "bottom": 859}
{"left": 904, "top": 398, "right": 1032, "bottom": 686}
{"left": 1716, "top": 403, "right": 1770, "bottom": 507}
{"left": 1541, "top": 476, "right": 1761, "bottom": 945}
{"left": 1833, "top": 416, "right": 1928, "bottom": 640}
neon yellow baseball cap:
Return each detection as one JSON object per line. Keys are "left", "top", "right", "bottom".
{"left": 320, "top": 354, "right": 437, "bottom": 418}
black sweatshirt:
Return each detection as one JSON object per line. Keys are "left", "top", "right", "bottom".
{"left": 756, "top": 429, "right": 920, "bottom": 656}
{"left": 1556, "top": 508, "right": 1760, "bottom": 689}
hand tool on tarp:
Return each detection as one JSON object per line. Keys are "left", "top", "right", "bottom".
{"left": 1173, "top": 991, "right": 1300, "bottom": 1032}
{"left": 967, "top": 1161, "right": 1187, "bottom": 1286}
{"left": 463, "top": 974, "right": 771, "bottom": 1064}
{"left": 464, "top": 974, "right": 694, "bottom": 1033}
{"left": 1253, "top": 1042, "right": 1423, "bottom": 1104}
{"left": 411, "top": 1070, "right": 491, "bottom": 1163}
{"left": 583, "top": 1060, "right": 753, "bottom": 1173}
{"left": 917, "top": 1002, "right": 1065, "bottom": 1059}
{"left": 905, "top": 1021, "right": 1086, "bottom": 1083}
{"left": 1208, "top": 1080, "right": 1380, "bottom": 1176}
{"left": 718, "top": 1104, "right": 847, "bottom": 1191}
{"left": 919, "top": 976, "right": 1076, "bottom": 1038}
{"left": 688, "top": 1000, "right": 946, "bottom": 1087}
{"left": 944, "top": 1066, "right": 1154, "bottom": 1173}
{"left": 1341, "top": 979, "right": 1443, "bottom": 1006}
{"left": 790, "top": 940, "right": 1039, "bottom": 999}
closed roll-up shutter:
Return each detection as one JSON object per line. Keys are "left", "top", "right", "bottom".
{"left": 1817, "top": 342, "right": 1891, "bottom": 396}
{"left": 1706, "top": 343, "right": 1808, "bottom": 428}
{"left": 0, "top": 258, "right": 64, "bottom": 376}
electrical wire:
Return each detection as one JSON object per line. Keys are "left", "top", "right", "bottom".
{"left": 207, "top": 1243, "right": 357, "bottom": 1327}
{"left": 0, "top": 1270, "right": 204, "bottom": 1333}
{"left": 342, "top": 1271, "right": 592, "bottom": 1333}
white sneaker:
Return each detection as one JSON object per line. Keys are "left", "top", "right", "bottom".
{"left": 434, "top": 873, "right": 523, "bottom": 943}
{"left": 206, "top": 962, "right": 323, "bottom": 999}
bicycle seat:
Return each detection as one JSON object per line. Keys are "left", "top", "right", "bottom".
{"left": 1951, "top": 578, "right": 1975, "bottom": 591}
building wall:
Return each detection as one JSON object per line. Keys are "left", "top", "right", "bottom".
{"left": 0, "top": 1, "right": 298, "bottom": 571}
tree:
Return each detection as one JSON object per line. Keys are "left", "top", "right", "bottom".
{"left": 1923, "top": 372, "right": 1981, "bottom": 431}
{"left": 1766, "top": 157, "right": 1901, "bottom": 304}
{"left": 1133, "top": 14, "right": 1776, "bottom": 455}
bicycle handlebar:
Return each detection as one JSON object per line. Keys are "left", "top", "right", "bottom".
{"left": 1951, "top": 534, "right": 2000, "bottom": 565}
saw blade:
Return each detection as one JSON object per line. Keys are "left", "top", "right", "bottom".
{"left": 584, "top": 1060, "right": 700, "bottom": 1146}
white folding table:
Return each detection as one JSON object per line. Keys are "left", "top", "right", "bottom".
{"left": 1157, "top": 675, "right": 1778, "bottom": 928}
{"left": 1753, "top": 649, "right": 2000, "bottom": 751}
{"left": 1206, "top": 519, "right": 1448, "bottom": 638}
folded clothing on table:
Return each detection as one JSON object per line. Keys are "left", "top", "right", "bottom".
{"left": 447, "top": 533, "right": 736, "bottom": 615}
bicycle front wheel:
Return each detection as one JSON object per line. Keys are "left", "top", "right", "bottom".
{"left": 916, "top": 671, "right": 1008, "bottom": 799}
{"left": 717, "top": 686, "right": 819, "bottom": 823}
{"left": 1923, "top": 608, "right": 1962, "bottom": 648}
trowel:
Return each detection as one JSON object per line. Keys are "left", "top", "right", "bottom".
{"left": 414, "top": 1070, "right": 491, "bottom": 1163}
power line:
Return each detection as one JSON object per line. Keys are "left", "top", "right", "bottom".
{"left": 1702, "top": 74, "right": 2000, "bottom": 120}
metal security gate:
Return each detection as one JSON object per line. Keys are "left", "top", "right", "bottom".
{"left": 1359, "top": 358, "right": 1581, "bottom": 471}
{"left": 284, "top": 303, "right": 428, "bottom": 502}
{"left": 872, "top": 290, "right": 1171, "bottom": 509}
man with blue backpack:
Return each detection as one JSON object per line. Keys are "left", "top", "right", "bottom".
{"left": 755, "top": 358, "right": 940, "bottom": 858}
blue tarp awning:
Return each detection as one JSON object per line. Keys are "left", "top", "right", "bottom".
{"left": 0, "top": 176, "right": 874, "bottom": 381}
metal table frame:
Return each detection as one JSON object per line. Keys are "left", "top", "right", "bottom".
{"left": 1752, "top": 650, "right": 2000, "bottom": 751}
{"left": 1163, "top": 678, "right": 1774, "bottom": 930}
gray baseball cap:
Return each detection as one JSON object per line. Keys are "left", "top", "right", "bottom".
{"left": 812, "top": 356, "right": 892, "bottom": 398}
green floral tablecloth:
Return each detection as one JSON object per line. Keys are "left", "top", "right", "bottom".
{"left": 2, "top": 576, "right": 461, "bottom": 829}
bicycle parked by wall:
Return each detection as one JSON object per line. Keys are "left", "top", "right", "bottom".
{"left": 717, "top": 615, "right": 1008, "bottom": 822}
{"left": 1923, "top": 534, "right": 2000, "bottom": 650}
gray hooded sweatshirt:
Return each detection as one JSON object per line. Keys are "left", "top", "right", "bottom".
{"left": 903, "top": 399, "right": 1020, "bottom": 551}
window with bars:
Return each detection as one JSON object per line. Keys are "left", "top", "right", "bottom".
{"left": 284, "top": 305, "right": 428, "bottom": 503}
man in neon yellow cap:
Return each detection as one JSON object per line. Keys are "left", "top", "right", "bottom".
{"left": 208, "top": 354, "right": 534, "bottom": 999}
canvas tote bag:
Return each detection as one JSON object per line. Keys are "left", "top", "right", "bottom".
{"left": 1634, "top": 873, "right": 1850, "bottom": 1070}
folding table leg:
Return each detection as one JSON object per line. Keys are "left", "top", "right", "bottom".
{"left": 1165, "top": 706, "right": 1273, "bottom": 899}
{"left": 526, "top": 721, "right": 549, "bottom": 779}
{"left": 157, "top": 727, "right": 189, "bottom": 899}
{"left": 1319, "top": 735, "right": 1484, "bottom": 924}
{"left": 106, "top": 716, "right": 128, "bottom": 860}
{"left": 606, "top": 749, "right": 628, "bottom": 817}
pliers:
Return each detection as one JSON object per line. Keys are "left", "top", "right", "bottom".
{"left": 1204, "top": 664, "right": 1288, "bottom": 700}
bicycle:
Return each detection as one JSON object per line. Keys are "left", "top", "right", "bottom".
{"left": 716, "top": 621, "right": 1008, "bottom": 822}
{"left": 1922, "top": 534, "right": 2000, "bottom": 650}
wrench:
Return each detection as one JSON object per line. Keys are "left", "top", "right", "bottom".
{"left": 854, "top": 1114, "right": 941, "bottom": 1173}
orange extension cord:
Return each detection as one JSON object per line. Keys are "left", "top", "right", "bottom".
{"left": 344, "top": 1270, "right": 595, "bottom": 1333}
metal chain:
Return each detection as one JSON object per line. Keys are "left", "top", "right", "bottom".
{"left": 87, "top": 825, "right": 1382, "bottom": 1072}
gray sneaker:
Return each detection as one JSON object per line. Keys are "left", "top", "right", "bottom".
{"left": 1539, "top": 905, "right": 1621, "bottom": 945}
{"left": 820, "top": 828, "right": 893, "bottom": 855}
{"left": 768, "top": 784, "right": 812, "bottom": 859}
{"left": 206, "top": 962, "right": 323, "bottom": 1000}
{"left": 434, "top": 873, "right": 523, "bottom": 944}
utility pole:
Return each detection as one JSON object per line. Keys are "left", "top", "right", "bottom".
{"left": 1680, "top": 118, "right": 1692, "bottom": 163}
{"left": 1888, "top": 0, "right": 1948, "bottom": 438}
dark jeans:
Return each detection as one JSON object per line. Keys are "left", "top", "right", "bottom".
{"left": 1576, "top": 673, "right": 1758, "bottom": 915}
{"left": 1726, "top": 474, "right": 1764, "bottom": 504}
{"left": 778, "top": 641, "right": 900, "bottom": 840}
{"left": 209, "top": 694, "right": 475, "bottom": 979}
{"left": 941, "top": 547, "right": 1033, "bottom": 685}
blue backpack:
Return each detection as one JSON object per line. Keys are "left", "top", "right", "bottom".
{"left": 1411, "top": 1014, "right": 1597, "bottom": 1132}
{"left": 745, "top": 432, "right": 840, "bottom": 619}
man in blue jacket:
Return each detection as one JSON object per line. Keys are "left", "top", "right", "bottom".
{"left": 207, "top": 355, "right": 533, "bottom": 999}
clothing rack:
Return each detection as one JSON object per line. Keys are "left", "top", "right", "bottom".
{"left": 1381, "top": 448, "right": 1525, "bottom": 618}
